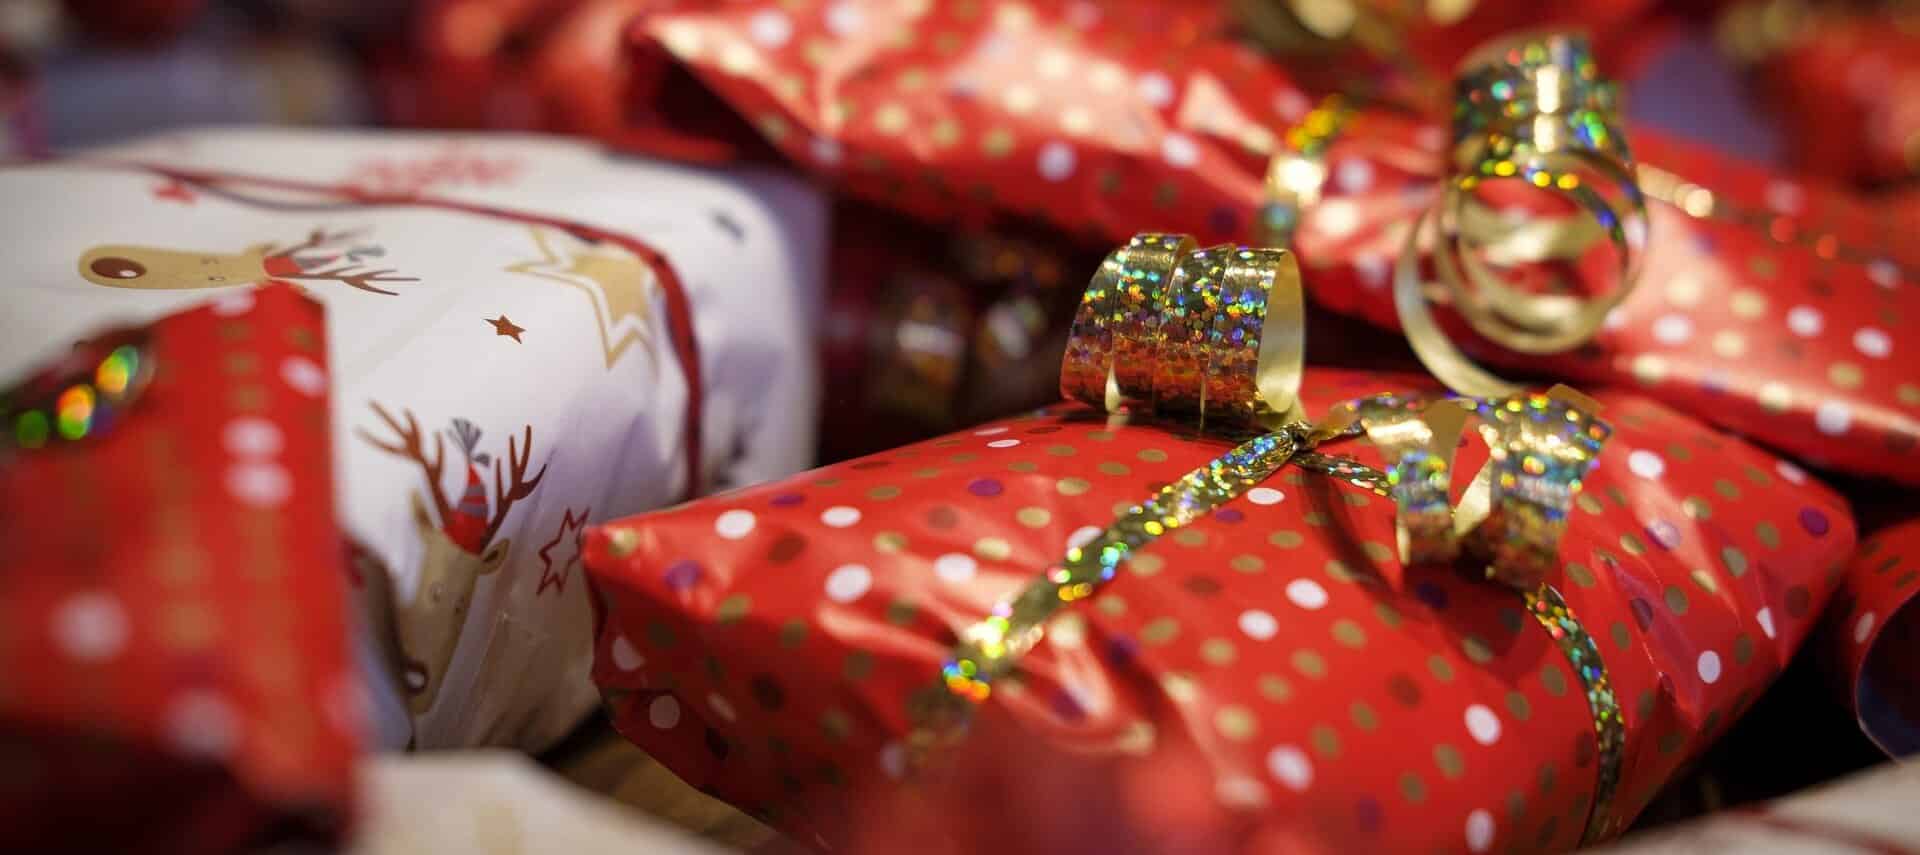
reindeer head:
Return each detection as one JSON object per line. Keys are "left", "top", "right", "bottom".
{"left": 78, "top": 244, "right": 267, "bottom": 290}
{"left": 396, "top": 493, "right": 511, "bottom": 714}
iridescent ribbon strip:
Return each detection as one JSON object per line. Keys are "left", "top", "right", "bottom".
{"left": 2, "top": 329, "right": 154, "bottom": 456}
{"left": 907, "top": 233, "right": 1623, "bottom": 845}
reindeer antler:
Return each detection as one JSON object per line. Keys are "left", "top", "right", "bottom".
{"left": 265, "top": 228, "right": 363, "bottom": 259}
{"left": 482, "top": 425, "right": 549, "bottom": 547}
{"left": 285, "top": 265, "right": 421, "bottom": 296}
{"left": 356, "top": 402, "right": 456, "bottom": 527}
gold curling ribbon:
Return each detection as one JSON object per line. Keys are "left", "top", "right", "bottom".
{"left": 908, "top": 234, "right": 1623, "bottom": 841}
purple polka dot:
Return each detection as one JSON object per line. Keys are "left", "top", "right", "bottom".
{"left": 967, "top": 478, "right": 1004, "bottom": 497}
{"left": 1798, "top": 508, "right": 1830, "bottom": 537}
{"left": 1105, "top": 636, "right": 1138, "bottom": 667}
{"left": 1213, "top": 508, "right": 1245, "bottom": 524}
{"left": 1355, "top": 797, "right": 1383, "bottom": 832}
{"left": 1646, "top": 520, "right": 1683, "bottom": 550}
{"left": 1207, "top": 206, "right": 1239, "bottom": 236}
{"left": 664, "top": 560, "right": 703, "bottom": 592}
{"left": 1413, "top": 581, "right": 1449, "bottom": 610}
{"left": 1049, "top": 688, "right": 1087, "bottom": 722}
{"left": 770, "top": 493, "right": 805, "bottom": 507}
{"left": 1700, "top": 370, "right": 1730, "bottom": 394}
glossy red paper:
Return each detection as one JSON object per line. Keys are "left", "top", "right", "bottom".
{"left": 586, "top": 366, "right": 1854, "bottom": 854}
{"left": 0, "top": 284, "right": 361, "bottom": 853}
{"left": 1827, "top": 518, "right": 1920, "bottom": 759}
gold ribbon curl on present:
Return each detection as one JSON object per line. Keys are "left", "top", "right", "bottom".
{"left": 908, "top": 234, "right": 1626, "bottom": 842}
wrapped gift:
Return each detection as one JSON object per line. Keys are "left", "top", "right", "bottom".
{"left": 1827, "top": 518, "right": 1920, "bottom": 758}
{"left": 0, "top": 132, "right": 825, "bottom": 751}
{"left": 604, "top": 4, "right": 1920, "bottom": 484}
{"left": 0, "top": 284, "right": 359, "bottom": 853}
{"left": 586, "top": 235, "right": 1856, "bottom": 854}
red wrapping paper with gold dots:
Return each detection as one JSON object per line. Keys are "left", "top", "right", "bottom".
{"left": 597, "top": 0, "right": 1920, "bottom": 485}
{"left": 585, "top": 366, "right": 1855, "bottom": 854}
{"left": 0, "top": 284, "right": 361, "bottom": 853}
{"left": 1827, "top": 518, "right": 1920, "bottom": 759}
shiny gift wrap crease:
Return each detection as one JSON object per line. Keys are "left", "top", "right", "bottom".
{"left": 1826, "top": 518, "right": 1920, "bottom": 759}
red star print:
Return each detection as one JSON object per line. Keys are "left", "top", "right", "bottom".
{"left": 536, "top": 507, "right": 591, "bottom": 596}
{"left": 487, "top": 314, "right": 525, "bottom": 342}
{"left": 152, "top": 180, "right": 197, "bottom": 204}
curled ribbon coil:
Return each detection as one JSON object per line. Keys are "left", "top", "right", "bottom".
{"left": 909, "top": 233, "right": 1623, "bottom": 843}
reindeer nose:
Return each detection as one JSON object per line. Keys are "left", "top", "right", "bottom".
{"left": 89, "top": 257, "right": 146, "bottom": 280}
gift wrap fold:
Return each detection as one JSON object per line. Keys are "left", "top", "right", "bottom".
{"left": 587, "top": 234, "right": 1857, "bottom": 854}
{"left": 1828, "top": 518, "right": 1920, "bottom": 759}
{"left": 609, "top": 0, "right": 1920, "bottom": 484}
{"left": 0, "top": 133, "right": 826, "bottom": 752}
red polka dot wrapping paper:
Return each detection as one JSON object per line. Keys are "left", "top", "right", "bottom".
{"left": 1744, "top": 10, "right": 1920, "bottom": 186}
{"left": 0, "top": 284, "right": 361, "bottom": 853}
{"left": 585, "top": 366, "right": 1856, "bottom": 855}
{"left": 1828, "top": 518, "right": 1920, "bottom": 759}
{"left": 606, "top": 0, "right": 1920, "bottom": 486}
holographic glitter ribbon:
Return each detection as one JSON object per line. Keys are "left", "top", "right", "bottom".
{"left": 1, "top": 329, "right": 154, "bottom": 456}
{"left": 908, "top": 233, "right": 1623, "bottom": 845}
{"left": 1256, "top": 96, "right": 1357, "bottom": 247}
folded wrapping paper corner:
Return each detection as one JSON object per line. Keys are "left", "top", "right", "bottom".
{"left": 1826, "top": 518, "right": 1920, "bottom": 759}
{"left": 0, "top": 283, "right": 362, "bottom": 853}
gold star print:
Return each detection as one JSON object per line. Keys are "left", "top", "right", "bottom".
{"left": 488, "top": 314, "right": 525, "bottom": 342}
{"left": 505, "top": 226, "right": 659, "bottom": 370}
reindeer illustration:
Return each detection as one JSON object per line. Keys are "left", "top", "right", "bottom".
{"left": 78, "top": 228, "right": 418, "bottom": 294}
{"left": 357, "top": 403, "right": 547, "bottom": 714}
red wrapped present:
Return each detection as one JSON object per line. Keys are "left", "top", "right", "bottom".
{"left": 0, "top": 284, "right": 361, "bottom": 853}
{"left": 606, "top": 5, "right": 1920, "bottom": 484}
{"left": 1827, "top": 517, "right": 1920, "bottom": 758}
{"left": 586, "top": 236, "right": 1855, "bottom": 854}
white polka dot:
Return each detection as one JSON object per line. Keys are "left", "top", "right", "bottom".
{"left": 879, "top": 742, "right": 908, "bottom": 779}
{"left": 1136, "top": 71, "right": 1175, "bottom": 108}
{"left": 1238, "top": 609, "right": 1278, "bottom": 640}
{"left": 1651, "top": 314, "right": 1693, "bottom": 345}
{"left": 1161, "top": 133, "right": 1199, "bottom": 168}
{"left": 1037, "top": 142, "right": 1076, "bottom": 181}
{"left": 987, "top": 438, "right": 1021, "bottom": 448}
{"left": 708, "top": 692, "right": 738, "bottom": 723}
{"left": 973, "top": 426, "right": 1010, "bottom": 435}
{"left": 1354, "top": 254, "right": 1390, "bottom": 289}
{"left": 1286, "top": 578, "right": 1328, "bottom": 610}
{"left": 649, "top": 695, "right": 681, "bottom": 729}
{"left": 1855, "top": 612, "right": 1877, "bottom": 644}
{"left": 825, "top": 564, "right": 872, "bottom": 602}
{"left": 1273, "top": 90, "right": 1310, "bottom": 120}
{"left": 1765, "top": 181, "right": 1803, "bottom": 214}
{"left": 1465, "top": 705, "right": 1501, "bottom": 745}
{"left": 821, "top": 506, "right": 862, "bottom": 527}
{"left": 165, "top": 691, "right": 239, "bottom": 758}
{"left": 1314, "top": 199, "right": 1360, "bottom": 238}
{"left": 1786, "top": 305, "right": 1823, "bottom": 337}
{"left": 1415, "top": 126, "right": 1446, "bottom": 151}
{"left": 1266, "top": 745, "right": 1313, "bottom": 791}
{"left": 226, "top": 462, "right": 292, "bottom": 507}
{"left": 933, "top": 553, "right": 977, "bottom": 583}
{"left": 1854, "top": 327, "right": 1892, "bottom": 359}
{"left": 1067, "top": 525, "right": 1104, "bottom": 549}
{"left": 611, "top": 635, "right": 645, "bottom": 671}
{"left": 1697, "top": 650, "right": 1722, "bottom": 684}
{"left": 1334, "top": 159, "right": 1374, "bottom": 193}
{"left": 1603, "top": 307, "right": 1629, "bottom": 331}
{"left": 1868, "top": 260, "right": 1901, "bottom": 289}
{"left": 1465, "top": 809, "right": 1496, "bottom": 852}
{"left": 279, "top": 355, "right": 326, "bottom": 397}
{"left": 1816, "top": 401, "right": 1852, "bottom": 436}
{"left": 748, "top": 9, "right": 793, "bottom": 46}
{"left": 1757, "top": 607, "right": 1777, "bottom": 640}
{"left": 714, "top": 509, "right": 756, "bottom": 540}
{"left": 823, "top": 2, "right": 864, "bottom": 36}
{"left": 53, "top": 592, "right": 129, "bottom": 662}
{"left": 1247, "top": 487, "right": 1285, "bottom": 505}
{"left": 1215, "top": 775, "right": 1268, "bottom": 808}
{"left": 810, "top": 136, "right": 843, "bottom": 166}
{"left": 222, "top": 417, "right": 283, "bottom": 458}
{"left": 1627, "top": 450, "right": 1665, "bottom": 480}
{"left": 1775, "top": 461, "right": 1808, "bottom": 484}
{"left": 210, "top": 290, "right": 255, "bottom": 316}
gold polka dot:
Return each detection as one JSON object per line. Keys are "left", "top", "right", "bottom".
{"left": 1682, "top": 497, "right": 1712, "bottom": 520}
{"left": 867, "top": 485, "right": 902, "bottom": 500}
{"left": 1096, "top": 595, "right": 1127, "bottom": 617}
{"left": 974, "top": 537, "right": 1012, "bottom": 561}
{"left": 1361, "top": 541, "right": 1395, "bottom": 563}
{"left": 912, "top": 467, "right": 941, "bottom": 478}
{"left": 1045, "top": 444, "right": 1077, "bottom": 457}
{"left": 1435, "top": 743, "right": 1466, "bottom": 779}
{"left": 1097, "top": 460, "right": 1131, "bottom": 476}
{"left": 1311, "top": 724, "right": 1342, "bottom": 757}
{"left": 1428, "top": 655, "right": 1455, "bottom": 682}
{"left": 1620, "top": 533, "right": 1646, "bottom": 556}
{"left": 1507, "top": 691, "right": 1532, "bottom": 721}
{"left": 715, "top": 593, "right": 752, "bottom": 624}
{"left": 844, "top": 650, "right": 874, "bottom": 681}
{"left": 1130, "top": 554, "right": 1165, "bottom": 576}
{"left": 1162, "top": 672, "right": 1198, "bottom": 702}
{"left": 1060, "top": 107, "right": 1093, "bottom": 135}
{"left": 1331, "top": 619, "right": 1367, "bottom": 648}
{"left": 1721, "top": 546, "right": 1748, "bottom": 577}
{"left": 719, "top": 42, "right": 762, "bottom": 75}
{"left": 895, "top": 68, "right": 929, "bottom": 91}
{"left": 1631, "top": 354, "right": 1668, "bottom": 385}
{"left": 1690, "top": 568, "right": 1719, "bottom": 594}
{"left": 161, "top": 603, "right": 217, "bottom": 649}
{"left": 1756, "top": 521, "right": 1781, "bottom": 549}
{"left": 1002, "top": 84, "right": 1039, "bottom": 114}
{"left": 756, "top": 114, "right": 790, "bottom": 142}
{"left": 1744, "top": 465, "right": 1772, "bottom": 486}
{"left": 1462, "top": 636, "right": 1494, "bottom": 663}
{"left": 1230, "top": 554, "right": 1265, "bottom": 574}
{"left": 1086, "top": 430, "right": 1116, "bottom": 442}
{"left": 1577, "top": 494, "right": 1605, "bottom": 515}
{"left": 1215, "top": 705, "right": 1257, "bottom": 741}
{"left": 1258, "top": 674, "right": 1293, "bottom": 702}
{"left": 982, "top": 128, "right": 1015, "bottom": 157}
{"left": 1711, "top": 330, "right": 1747, "bottom": 359}
{"left": 1610, "top": 621, "right": 1631, "bottom": 651}
{"left": 607, "top": 529, "right": 640, "bottom": 557}
{"left": 1324, "top": 559, "right": 1355, "bottom": 582}
{"left": 1829, "top": 362, "right": 1864, "bottom": 389}
{"left": 780, "top": 619, "right": 808, "bottom": 649}
{"left": 1268, "top": 530, "right": 1304, "bottom": 548}
{"left": 1049, "top": 612, "right": 1087, "bottom": 647}
{"left": 1400, "top": 771, "right": 1428, "bottom": 802}
{"left": 1016, "top": 507, "right": 1051, "bottom": 528}
{"left": 661, "top": 22, "right": 703, "bottom": 56}
{"left": 1303, "top": 511, "right": 1331, "bottom": 527}
{"left": 1566, "top": 562, "right": 1596, "bottom": 588}
{"left": 1350, "top": 701, "right": 1379, "bottom": 730}
{"left": 1007, "top": 460, "right": 1039, "bottom": 473}
{"left": 1202, "top": 638, "right": 1237, "bottom": 666}
{"left": 1292, "top": 649, "right": 1328, "bottom": 679}
{"left": 1374, "top": 601, "right": 1403, "bottom": 628}
{"left": 1715, "top": 478, "right": 1742, "bottom": 499}
{"left": 1117, "top": 720, "right": 1156, "bottom": 754}
{"left": 1173, "top": 528, "right": 1208, "bottom": 547}
{"left": 929, "top": 118, "right": 962, "bottom": 147}
{"left": 1898, "top": 384, "right": 1920, "bottom": 406}
{"left": 1057, "top": 477, "right": 1092, "bottom": 495}
{"left": 1749, "top": 255, "right": 1778, "bottom": 278}
{"left": 1665, "top": 273, "right": 1704, "bottom": 306}
{"left": 1141, "top": 617, "right": 1181, "bottom": 645}
{"left": 1663, "top": 585, "right": 1690, "bottom": 615}
{"left": 1342, "top": 492, "right": 1370, "bottom": 507}
{"left": 1137, "top": 448, "right": 1169, "bottom": 462}
{"left": 1730, "top": 289, "right": 1767, "bottom": 319}
{"left": 1758, "top": 382, "right": 1793, "bottom": 413}
{"left": 1540, "top": 663, "right": 1568, "bottom": 696}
